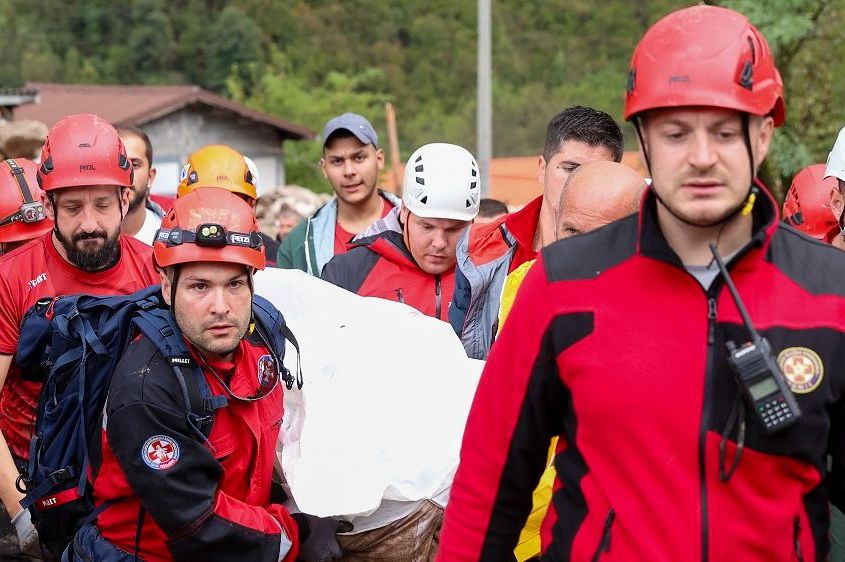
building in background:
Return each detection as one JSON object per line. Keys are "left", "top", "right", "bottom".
{"left": 15, "top": 82, "right": 312, "bottom": 198}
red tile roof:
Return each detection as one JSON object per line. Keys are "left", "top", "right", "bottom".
{"left": 16, "top": 82, "right": 312, "bottom": 139}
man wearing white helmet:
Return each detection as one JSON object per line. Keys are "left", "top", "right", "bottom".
{"left": 825, "top": 126, "right": 845, "bottom": 250}
{"left": 322, "top": 143, "right": 480, "bottom": 322}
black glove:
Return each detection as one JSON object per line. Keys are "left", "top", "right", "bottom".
{"left": 291, "top": 513, "right": 351, "bottom": 562}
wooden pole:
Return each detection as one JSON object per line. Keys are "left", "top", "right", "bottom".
{"left": 385, "top": 102, "right": 402, "bottom": 196}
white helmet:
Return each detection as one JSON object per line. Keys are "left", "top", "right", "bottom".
{"left": 402, "top": 143, "right": 481, "bottom": 221}
{"left": 243, "top": 156, "right": 263, "bottom": 196}
{"left": 825, "top": 126, "right": 845, "bottom": 182}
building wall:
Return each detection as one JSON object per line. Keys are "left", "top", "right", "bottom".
{"left": 143, "top": 105, "right": 286, "bottom": 196}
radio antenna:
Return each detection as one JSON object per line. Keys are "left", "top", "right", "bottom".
{"left": 709, "top": 243, "right": 760, "bottom": 341}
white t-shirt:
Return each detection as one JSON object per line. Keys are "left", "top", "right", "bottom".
{"left": 132, "top": 208, "right": 162, "bottom": 246}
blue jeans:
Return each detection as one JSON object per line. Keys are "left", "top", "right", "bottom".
{"left": 62, "top": 524, "right": 136, "bottom": 562}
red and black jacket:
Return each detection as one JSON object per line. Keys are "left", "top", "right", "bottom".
{"left": 88, "top": 330, "right": 300, "bottom": 562}
{"left": 438, "top": 187, "right": 845, "bottom": 562}
{"left": 321, "top": 208, "right": 455, "bottom": 321}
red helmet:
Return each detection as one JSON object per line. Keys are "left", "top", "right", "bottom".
{"left": 625, "top": 6, "right": 785, "bottom": 126}
{"left": 0, "top": 159, "right": 53, "bottom": 243}
{"left": 37, "top": 114, "right": 133, "bottom": 192}
{"left": 782, "top": 163, "right": 838, "bottom": 239}
{"left": 154, "top": 188, "right": 265, "bottom": 271}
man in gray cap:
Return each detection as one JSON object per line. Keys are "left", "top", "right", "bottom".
{"left": 277, "top": 113, "right": 401, "bottom": 276}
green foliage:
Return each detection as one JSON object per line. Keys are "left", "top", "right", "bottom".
{"left": 718, "top": 0, "right": 840, "bottom": 198}
{"left": 228, "top": 47, "right": 391, "bottom": 191}
{"left": 204, "top": 6, "right": 264, "bottom": 93}
{"left": 0, "top": 0, "right": 842, "bottom": 194}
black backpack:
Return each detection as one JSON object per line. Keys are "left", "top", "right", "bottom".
{"left": 14, "top": 285, "right": 299, "bottom": 559}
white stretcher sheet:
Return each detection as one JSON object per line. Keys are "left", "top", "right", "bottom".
{"left": 254, "top": 268, "right": 483, "bottom": 518}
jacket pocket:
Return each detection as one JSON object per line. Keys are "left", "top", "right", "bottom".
{"left": 794, "top": 516, "right": 804, "bottom": 562}
{"left": 591, "top": 509, "right": 615, "bottom": 562}
{"left": 208, "top": 432, "right": 235, "bottom": 461}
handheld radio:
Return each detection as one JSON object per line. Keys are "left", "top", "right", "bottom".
{"left": 709, "top": 244, "right": 801, "bottom": 433}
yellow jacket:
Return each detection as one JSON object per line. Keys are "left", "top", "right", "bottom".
{"left": 498, "top": 260, "right": 555, "bottom": 561}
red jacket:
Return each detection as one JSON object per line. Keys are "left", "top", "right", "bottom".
{"left": 89, "top": 331, "right": 299, "bottom": 562}
{"left": 321, "top": 208, "right": 455, "bottom": 321}
{"left": 449, "top": 195, "right": 541, "bottom": 359}
{"left": 438, "top": 188, "right": 845, "bottom": 561}
{"left": 0, "top": 233, "right": 157, "bottom": 459}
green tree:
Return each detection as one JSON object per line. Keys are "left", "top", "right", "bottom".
{"left": 717, "top": 0, "right": 839, "bottom": 197}
{"left": 1, "top": 0, "right": 843, "bottom": 199}
{"left": 204, "top": 6, "right": 264, "bottom": 93}
{"left": 229, "top": 47, "right": 390, "bottom": 191}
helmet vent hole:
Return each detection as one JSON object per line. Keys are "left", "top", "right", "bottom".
{"left": 416, "top": 177, "right": 425, "bottom": 186}
{"left": 415, "top": 165, "right": 424, "bottom": 172}
{"left": 470, "top": 181, "right": 477, "bottom": 189}
{"left": 415, "top": 155, "right": 423, "bottom": 163}
{"left": 420, "top": 196, "right": 428, "bottom": 205}
{"left": 465, "top": 199, "right": 471, "bottom": 208}
{"left": 471, "top": 168, "right": 477, "bottom": 177}
{"left": 627, "top": 69, "right": 636, "bottom": 93}
{"left": 739, "top": 60, "right": 753, "bottom": 90}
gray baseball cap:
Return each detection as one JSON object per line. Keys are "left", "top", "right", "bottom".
{"left": 322, "top": 113, "right": 378, "bottom": 148}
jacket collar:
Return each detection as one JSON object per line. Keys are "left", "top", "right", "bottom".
{"left": 636, "top": 181, "right": 779, "bottom": 269}
{"left": 351, "top": 206, "right": 417, "bottom": 266}
{"left": 503, "top": 195, "right": 542, "bottom": 254}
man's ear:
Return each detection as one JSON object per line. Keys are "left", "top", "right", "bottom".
{"left": 830, "top": 186, "right": 844, "bottom": 223}
{"left": 319, "top": 157, "right": 329, "bottom": 180}
{"left": 752, "top": 115, "right": 776, "bottom": 169}
{"left": 119, "top": 187, "right": 131, "bottom": 216}
{"left": 43, "top": 192, "right": 55, "bottom": 221}
{"left": 148, "top": 167, "right": 157, "bottom": 189}
{"left": 159, "top": 268, "right": 172, "bottom": 307}
{"left": 375, "top": 148, "right": 386, "bottom": 171}
{"left": 537, "top": 155, "right": 547, "bottom": 187}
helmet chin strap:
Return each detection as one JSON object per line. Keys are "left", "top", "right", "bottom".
{"left": 633, "top": 114, "right": 758, "bottom": 230}
{"left": 169, "top": 266, "right": 180, "bottom": 315}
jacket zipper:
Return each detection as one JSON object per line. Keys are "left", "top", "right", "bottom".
{"left": 591, "top": 508, "right": 615, "bottom": 562}
{"left": 794, "top": 516, "right": 804, "bottom": 562}
{"left": 666, "top": 234, "right": 758, "bottom": 562}
{"left": 435, "top": 275, "right": 442, "bottom": 319}
{"left": 395, "top": 288, "right": 404, "bottom": 304}
{"left": 698, "top": 295, "right": 719, "bottom": 562}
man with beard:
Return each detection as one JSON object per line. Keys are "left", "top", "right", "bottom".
{"left": 116, "top": 125, "right": 164, "bottom": 244}
{"left": 0, "top": 114, "right": 157, "bottom": 558}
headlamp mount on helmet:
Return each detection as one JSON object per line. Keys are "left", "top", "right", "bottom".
{"left": 0, "top": 159, "right": 48, "bottom": 228}
{"left": 0, "top": 202, "right": 47, "bottom": 228}
{"left": 156, "top": 223, "right": 263, "bottom": 251}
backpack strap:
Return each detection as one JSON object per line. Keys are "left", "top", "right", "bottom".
{"left": 252, "top": 295, "right": 303, "bottom": 390}
{"left": 279, "top": 323, "right": 302, "bottom": 390}
{"left": 133, "top": 309, "right": 227, "bottom": 443}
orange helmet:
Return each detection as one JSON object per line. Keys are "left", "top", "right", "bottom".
{"left": 0, "top": 159, "right": 53, "bottom": 243}
{"left": 154, "top": 188, "right": 265, "bottom": 271}
{"left": 177, "top": 145, "right": 257, "bottom": 200}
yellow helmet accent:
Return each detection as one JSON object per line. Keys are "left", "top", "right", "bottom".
{"left": 177, "top": 144, "right": 257, "bottom": 200}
